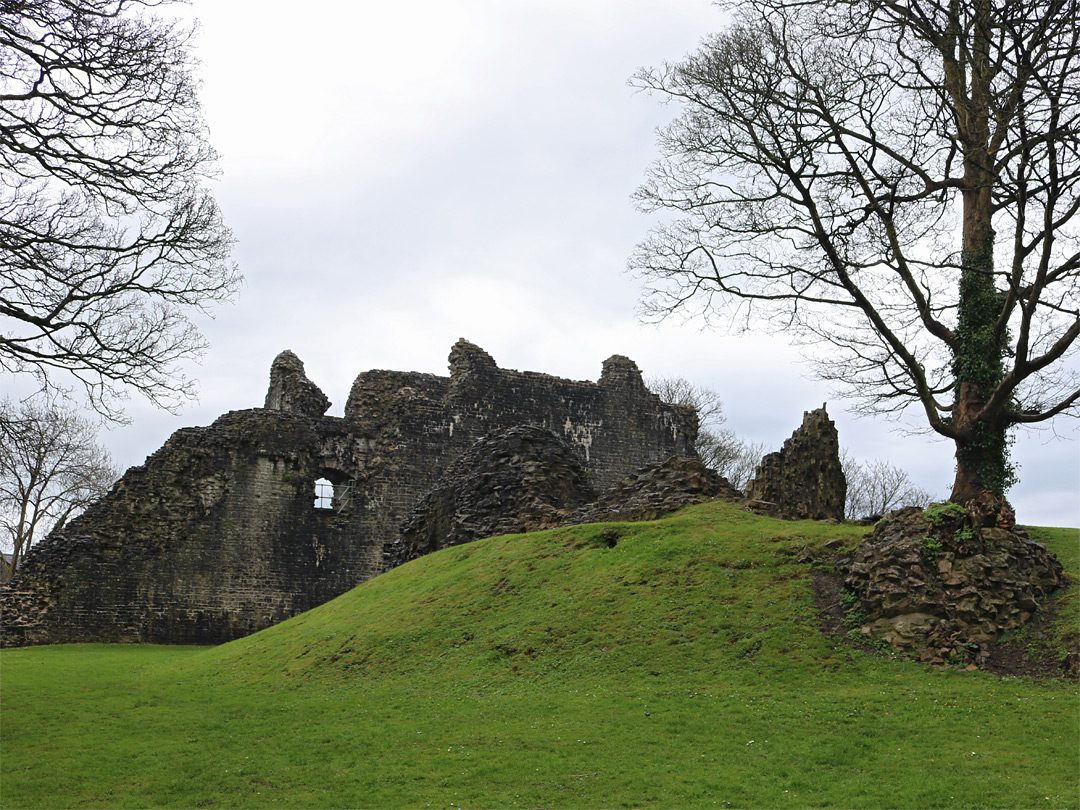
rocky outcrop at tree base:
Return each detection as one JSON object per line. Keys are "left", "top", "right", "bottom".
{"left": 843, "top": 505, "right": 1064, "bottom": 663}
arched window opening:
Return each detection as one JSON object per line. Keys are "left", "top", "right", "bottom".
{"left": 314, "top": 478, "right": 334, "bottom": 509}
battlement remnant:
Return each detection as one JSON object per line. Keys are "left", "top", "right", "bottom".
{"left": 264, "top": 349, "right": 331, "bottom": 417}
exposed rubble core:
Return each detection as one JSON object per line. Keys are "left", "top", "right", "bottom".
{"left": 843, "top": 505, "right": 1064, "bottom": 662}
{"left": 556, "top": 456, "right": 739, "bottom": 527}
{"left": 745, "top": 406, "right": 846, "bottom": 521}
{"left": 387, "top": 425, "right": 597, "bottom": 567}
{"left": 387, "top": 449, "right": 739, "bottom": 572}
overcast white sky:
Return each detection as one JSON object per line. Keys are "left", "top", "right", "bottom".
{"left": 97, "top": 0, "right": 1078, "bottom": 527}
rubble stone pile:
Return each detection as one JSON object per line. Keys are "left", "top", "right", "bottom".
{"left": 557, "top": 456, "right": 739, "bottom": 527}
{"left": 386, "top": 425, "right": 596, "bottom": 567}
{"left": 843, "top": 504, "right": 1064, "bottom": 662}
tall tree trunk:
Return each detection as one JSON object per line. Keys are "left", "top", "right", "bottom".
{"left": 948, "top": 0, "right": 1013, "bottom": 505}
{"left": 951, "top": 398, "right": 1010, "bottom": 504}
{"left": 950, "top": 188, "right": 1010, "bottom": 504}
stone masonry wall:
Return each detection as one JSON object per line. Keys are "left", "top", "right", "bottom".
{"left": 1, "top": 410, "right": 378, "bottom": 645}
{"left": 1, "top": 341, "right": 697, "bottom": 646}
{"left": 745, "top": 406, "right": 846, "bottom": 521}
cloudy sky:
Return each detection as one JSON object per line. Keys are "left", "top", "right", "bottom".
{"left": 96, "top": 0, "right": 1077, "bottom": 527}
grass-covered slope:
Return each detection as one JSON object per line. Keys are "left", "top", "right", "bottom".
{"left": 1, "top": 501, "right": 1076, "bottom": 809}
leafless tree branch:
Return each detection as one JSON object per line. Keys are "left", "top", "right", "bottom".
{"left": 0, "top": 1, "right": 240, "bottom": 420}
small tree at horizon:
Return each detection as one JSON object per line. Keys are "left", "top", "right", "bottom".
{"left": 646, "top": 374, "right": 754, "bottom": 482}
{"left": 631, "top": 0, "right": 1079, "bottom": 511}
{"left": 718, "top": 438, "right": 770, "bottom": 492}
{"left": 0, "top": 397, "right": 119, "bottom": 579}
{"left": 841, "top": 452, "right": 937, "bottom": 520}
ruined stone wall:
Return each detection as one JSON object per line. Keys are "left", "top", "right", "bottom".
{"left": 745, "top": 406, "right": 846, "bottom": 521}
{"left": 2, "top": 340, "right": 697, "bottom": 646}
{"left": 1, "top": 410, "right": 383, "bottom": 645}
{"left": 345, "top": 342, "right": 693, "bottom": 493}
{"left": 389, "top": 425, "right": 597, "bottom": 566}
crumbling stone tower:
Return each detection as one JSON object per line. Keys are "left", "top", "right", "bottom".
{"left": 745, "top": 406, "right": 846, "bottom": 521}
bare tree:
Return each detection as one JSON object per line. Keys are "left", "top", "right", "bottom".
{"left": 721, "top": 438, "right": 769, "bottom": 492}
{"left": 841, "top": 451, "right": 936, "bottom": 520}
{"left": 647, "top": 374, "right": 745, "bottom": 474}
{"left": 0, "top": 397, "right": 118, "bottom": 580}
{"left": 647, "top": 375, "right": 727, "bottom": 426}
{"left": 631, "top": 0, "right": 1079, "bottom": 509}
{"left": 0, "top": 0, "right": 240, "bottom": 419}
{"left": 646, "top": 374, "right": 773, "bottom": 489}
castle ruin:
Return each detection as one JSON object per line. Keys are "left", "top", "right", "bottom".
{"left": 1, "top": 341, "right": 699, "bottom": 646}
{"left": 745, "top": 406, "right": 846, "bottom": 521}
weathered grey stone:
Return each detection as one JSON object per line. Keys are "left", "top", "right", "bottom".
{"left": 555, "top": 456, "right": 739, "bottom": 527}
{"left": 386, "top": 449, "right": 740, "bottom": 574}
{"left": 264, "top": 350, "right": 330, "bottom": 417}
{"left": 598, "top": 354, "right": 647, "bottom": 391}
{"left": 745, "top": 406, "right": 845, "bottom": 521}
{"left": 387, "top": 425, "right": 596, "bottom": 567}
{"left": 1, "top": 341, "right": 697, "bottom": 647}
{"left": 448, "top": 338, "right": 499, "bottom": 382}
{"left": 1, "top": 344, "right": 864, "bottom": 650}
{"left": 844, "top": 506, "right": 1064, "bottom": 655}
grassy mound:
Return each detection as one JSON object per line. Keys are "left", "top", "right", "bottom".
{"left": 1, "top": 501, "right": 1076, "bottom": 809}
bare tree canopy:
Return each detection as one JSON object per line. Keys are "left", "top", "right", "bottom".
{"left": 0, "top": 396, "right": 118, "bottom": 579}
{"left": 842, "top": 452, "right": 935, "bottom": 520}
{"left": 632, "top": 0, "right": 1080, "bottom": 507}
{"left": 646, "top": 374, "right": 770, "bottom": 489}
{"left": 0, "top": 0, "right": 240, "bottom": 418}
{"left": 646, "top": 374, "right": 743, "bottom": 474}
{"left": 647, "top": 374, "right": 727, "bottom": 426}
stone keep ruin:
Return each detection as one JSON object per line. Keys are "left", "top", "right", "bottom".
{"left": 1, "top": 340, "right": 849, "bottom": 648}
{"left": 1, "top": 341, "right": 697, "bottom": 645}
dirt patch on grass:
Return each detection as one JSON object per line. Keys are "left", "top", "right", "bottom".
{"left": 812, "top": 570, "right": 847, "bottom": 639}
{"left": 981, "top": 596, "right": 1079, "bottom": 680}
{"left": 813, "top": 567, "right": 1078, "bottom": 680}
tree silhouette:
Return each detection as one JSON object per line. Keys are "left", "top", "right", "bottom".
{"left": 0, "top": 396, "right": 118, "bottom": 579}
{"left": 632, "top": 0, "right": 1079, "bottom": 507}
{"left": 0, "top": 0, "right": 240, "bottom": 418}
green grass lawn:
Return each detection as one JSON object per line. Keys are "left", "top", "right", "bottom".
{"left": 2, "top": 502, "right": 1077, "bottom": 809}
